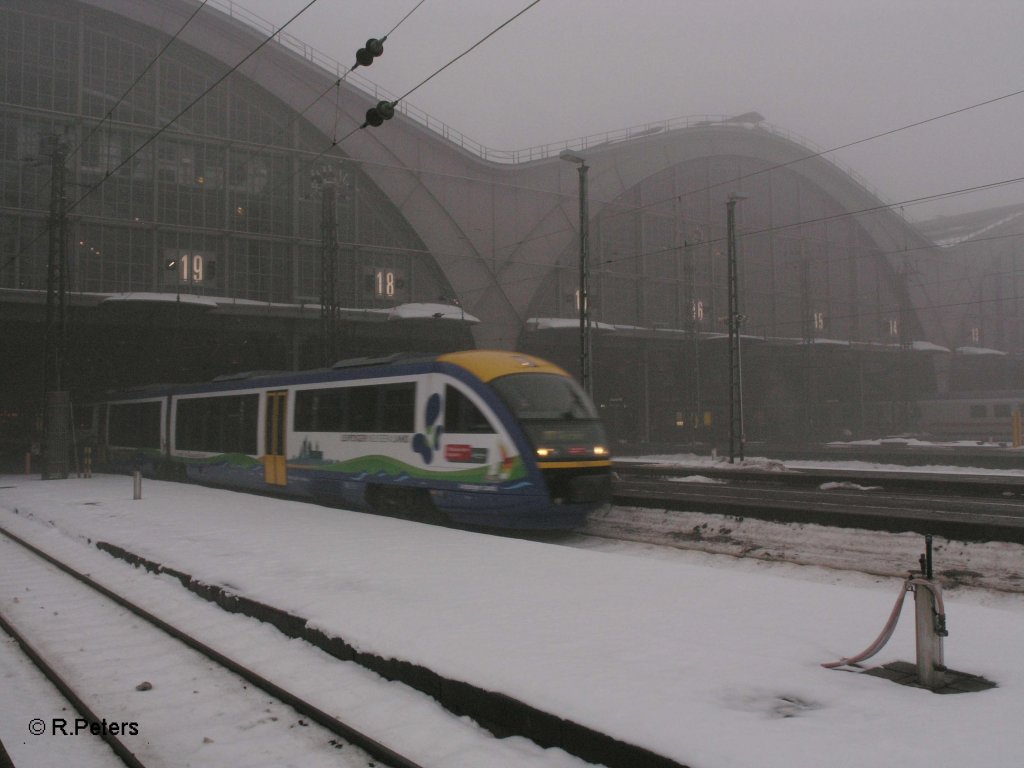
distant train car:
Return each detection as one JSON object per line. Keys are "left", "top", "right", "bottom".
{"left": 96, "top": 350, "right": 611, "bottom": 529}
{"left": 915, "top": 394, "right": 1024, "bottom": 443}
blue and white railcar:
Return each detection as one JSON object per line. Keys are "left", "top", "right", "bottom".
{"left": 98, "top": 350, "right": 611, "bottom": 529}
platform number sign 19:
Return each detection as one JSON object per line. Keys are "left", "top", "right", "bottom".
{"left": 163, "top": 250, "right": 217, "bottom": 287}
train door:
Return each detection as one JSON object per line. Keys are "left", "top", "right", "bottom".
{"left": 264, "top": 390, "right": 288, "bottom": 486}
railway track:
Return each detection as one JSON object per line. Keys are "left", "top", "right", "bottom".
{"left": 0, "top": 526, "right": 423, "bottom": 768}
{"left": 611, "top": 463, "right": 1024, "bottom": 543}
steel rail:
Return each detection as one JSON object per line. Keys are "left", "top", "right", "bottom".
{"left": 610, "top": 476, "right": 1024, "bottom": 543}
{"left": 0, "top": 525, "right": 425, "bottom": 768}
{"left": 0, "top": 607, "right": 147, "bottom": 768}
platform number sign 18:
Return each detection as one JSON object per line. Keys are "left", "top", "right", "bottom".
{"left": 375, "top": 268, "right": 396, "bottom": 297}
{"left": 365, "top": 267, "right": 407, "bottom": 301}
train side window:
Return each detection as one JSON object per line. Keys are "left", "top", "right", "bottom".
{"left": 227, "top": 395, "right": 259, "bottom": 453}
{"left": 380, "top": 383, "right": 415, "bottom": 432}
{"left": 295, "top": 388, "right": 346, "bottom": 432}
{"left": 294, "top": 390, "right": 314, "bottom": 431}
{"left": 970, "top": 404, "right": 988, "bottom": 418}
{"left": 298, "top": 384, "right": 413, "bottom": 433}
{"left": 994, "top": 404, "right": 1012, "bottom": 418}
{"left": 445, "top": 386, "right": 495, "bottom": 433}
{"left": 175, "top": 398, "right": 208, "bottom": 450}
{"left": 109, "top": 401, "right": 161, "bottom": 449}
{"left": 176, "top": 395, "right": 258, "bottom": 453}
{"left": 346, "top": 386, "right": 378, "bottom": 431}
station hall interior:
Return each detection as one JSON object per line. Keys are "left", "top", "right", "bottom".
{"left": 3, "top": 0, "right": 1024, "bottom": 460}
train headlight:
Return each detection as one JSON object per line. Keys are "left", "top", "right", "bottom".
{"left": 593, "top": 446, "right": 608, "bottom": 456}
{"left": 536, "top": 448, "right": 554, "bottom": 458}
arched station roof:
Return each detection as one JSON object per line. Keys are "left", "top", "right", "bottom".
{"left": 79, "top": 0, "right": 951, "bottom": 350}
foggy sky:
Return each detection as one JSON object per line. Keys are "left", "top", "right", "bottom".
{"left": 234, "top": 0, "right": 1024, "bottom": 222}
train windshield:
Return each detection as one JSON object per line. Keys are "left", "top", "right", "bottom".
{"left": 491, "top": 373, "right": 607, "bottom": 451}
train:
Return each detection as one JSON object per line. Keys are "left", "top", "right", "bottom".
{"left": 81, "top": 350, "right": 612, "bottom": 530}
{"left": 914, "top": 393, "right": 1024, "bottom": 443}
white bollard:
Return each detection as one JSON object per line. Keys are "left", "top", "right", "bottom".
{"left": 133, "top": 470, "right": 142, "bottom": 500}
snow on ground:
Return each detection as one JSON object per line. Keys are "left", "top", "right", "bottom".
{"left": 1, "top": 472, "right": 1023, "bottom": 768}
{"left": 665, "top": 475, "right": 728, "bottom": 485}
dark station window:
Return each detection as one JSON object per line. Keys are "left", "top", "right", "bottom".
{"left": 175, "top": 394, "right": 259, "bottom": 454}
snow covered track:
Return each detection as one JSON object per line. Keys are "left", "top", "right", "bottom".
{"left": 581, "top": 506, "right": 1024, "bottom": 594}
{"left": 0, "top": 525, "right": 420, "bottom": 768}
{"left": 611, "top": 463, "right": 1024, "bottom": 544}
{"left": 83, "top": 541, "right": 686, "bottom": 768}
{"left": 0, "top": 607, "right": 141, "bottom": 768}
{"left": 0, "top": 493, "right": 666, "bottom": 768}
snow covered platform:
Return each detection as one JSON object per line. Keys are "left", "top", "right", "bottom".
{"left": 3, "top": 475, "right": 1024, "bottom": 768}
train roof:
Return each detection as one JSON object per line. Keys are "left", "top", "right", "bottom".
{"left": 97, "top": 350, "right": 574, "bottom": 401}
{"left": 437, "top": 350, "right": 571, "bottom": 382}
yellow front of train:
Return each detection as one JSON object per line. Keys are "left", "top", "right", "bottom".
{"left": 438, "top": 351, "right": 612, "bottom": 511}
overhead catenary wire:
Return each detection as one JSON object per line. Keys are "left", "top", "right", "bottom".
{"left": 395, "top": 0, "right": 541, "bottom": 104}
{"left": 384, "top": 0, "right": 429, "bottom": 40}
{"left": 332, "top": 0, "right": 544, "bottom": 141}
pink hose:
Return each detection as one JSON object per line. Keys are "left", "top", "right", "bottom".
{"left": 822, "top": 577, "right": 946, "bottom": 669}
{"left": 821, "top": 579, "right": 911, "bottom": 669}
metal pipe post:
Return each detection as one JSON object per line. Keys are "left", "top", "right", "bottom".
{"left": 914, "top": 584, "right": 945, "bottom": 690}
{"left": 560, "top": 151, "right": 592, "bottom": 395}
{"left": 726, "top": 195, "right": 746, "bottom": 462}
{"left": 577, "top": 161, "right": 592, "bottom": 395}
